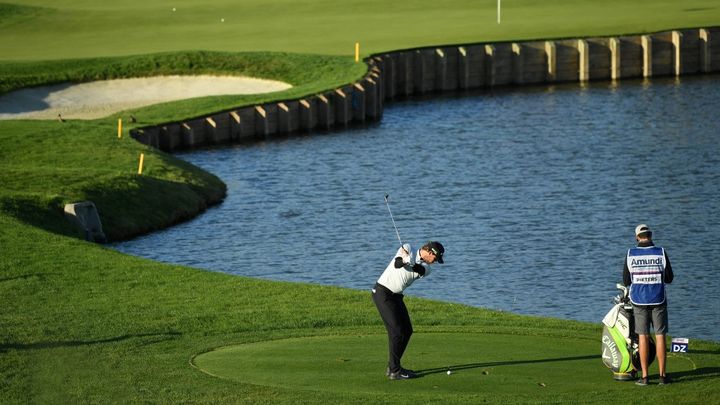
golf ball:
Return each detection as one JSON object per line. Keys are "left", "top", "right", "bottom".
{"left": 221, "top": 18, "right": 225, "bottom": 22}
{"left": 172, "top": 7, "right": 176, "bottom": 12}
{"left": 447, "top": 370, "right": 452, "bottom": 375}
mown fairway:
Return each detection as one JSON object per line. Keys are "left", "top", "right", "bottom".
{"left": 193, "top": 332, "right": 703, "bottom": 401}
{"left": 1, "top": 0, "right": 720, "bottom": 403}
{"left": 1, "top": 0, "right": 719, "bottom": 60}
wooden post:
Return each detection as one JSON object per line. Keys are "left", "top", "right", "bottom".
{"left": 512, "top": 43, "right": 524, "bottom": 84}
{"left": 545, "top": 41, "right": 556, "bottom": 82}
{"left": 352, "top": 83, "right": 366, "bottom": 122}
{"left": 484, "top": 45, "right": 496, "bottom": 87}
{"left": 255, "top": 106, "right": 268, "bottom": 136}
{"left": 228, "top": 111, "right": 241, "bottom": 141}
{"left": 205, "top": 117, "right": 217, "bottom": 143}
{"left": 700, "top": 29, "right": 710, "bottom": 73}
{"left": 299, "top": 99, "right": 317, "bottom": 131}
{"left": 334, "top": 88, "right": 350, "bottom": 125}
{"left": 458, "top": 47, "right": 469, "bottom": 89}
{"left": 642, "top": 35, "right": 653, "bottom": 78}
{"left": 316, "top": 94, "right": 332, "bottom": 129}
{"left": 672, "top": 31, "right": 683, "bottom": 76}
{"left": 610, "top": 37, "right": 621, "bottom": 80}
{"left": 578, "top": 39, "right": 589, "bottom": 82}
{"left": 180, "top": 123, "right": 194, "bottom": 147}
{"left": 435, "top": 48, "right": 447, "bottom": 90}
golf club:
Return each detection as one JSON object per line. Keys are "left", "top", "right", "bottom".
{"left": 384, "top": 194, "right": 407, "bottom": 252}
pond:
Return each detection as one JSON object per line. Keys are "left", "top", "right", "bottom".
{"left": 113, "top": 75, "right": 720, "bottom": 342}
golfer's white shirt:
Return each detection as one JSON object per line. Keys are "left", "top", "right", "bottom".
{"left": 377, "top": 244, "right": 432, "bottom": 294}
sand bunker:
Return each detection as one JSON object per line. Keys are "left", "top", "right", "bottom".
{"left": 0, "top": 75, "right": 292, "bottom": 120}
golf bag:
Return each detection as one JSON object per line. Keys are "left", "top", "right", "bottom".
{"left": 601, "top": 284, "right": 655, "bottom": 380}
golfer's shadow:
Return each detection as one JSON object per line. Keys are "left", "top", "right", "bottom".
{"left": 416, "top": 354, "right": 598, "bottom": 377}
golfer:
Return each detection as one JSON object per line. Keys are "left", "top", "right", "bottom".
{"left": 372, "top": 241, "right": 444, "bottom": 380}
{"left": 623, "top": 224, "right": 674, "bottom": 386}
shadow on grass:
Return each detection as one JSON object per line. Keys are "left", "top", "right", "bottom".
{"left": 81, "top": 173, "right": 225, "bottom": 242}
{"left": 0, "top": 273, "right": 47, "bottom": 283}
{"left": 683, "top": 349, "right": 720, "bottom": 355}
{"left": 668, "top": 367, "right": 720, "bottom": 382}
{"left": 417, "top": 354, "right": 598, "bottom": 376}
{"left": 418, "top": 356, "right": 720, "bottom": 383}
{"left": 0, "top": 195, "right": 79, "bottom": 240}
{"left": 0, "top": 331, "right": 181, "bottom": 353}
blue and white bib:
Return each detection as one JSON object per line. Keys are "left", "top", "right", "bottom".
{"left": 627, "top": 246, "right": 666, "bottom": 305}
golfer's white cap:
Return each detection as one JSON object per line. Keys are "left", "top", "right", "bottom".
{"left": 635, "top": 224, "right": 652, "bottom": 237}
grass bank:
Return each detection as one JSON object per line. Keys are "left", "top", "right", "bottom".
{"left": 0, "top": 50, "right": 365, "bottom": 240}
{"left": 0, "top": 118, "right": 226, "bottom": 241}
{"left": 2, "top": 0, "right": 720, "bottom": 402}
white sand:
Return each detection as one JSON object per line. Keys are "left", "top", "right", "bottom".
{"left": 0, "top": 75, "right": 292, "bottom": 120}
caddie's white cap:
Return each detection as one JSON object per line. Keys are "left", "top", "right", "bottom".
{"left": 635, "top": 224, "right": 652, "bottom": 237}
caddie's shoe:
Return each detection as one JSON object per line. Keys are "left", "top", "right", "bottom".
{"left": 659, "top": 375, "right": 672, "bottom": 385}
{"left": 388, "top": 370, "right": 416, "bottom": 380}
{"left": 635, "top": 377, "right": 649, "bottom": 386}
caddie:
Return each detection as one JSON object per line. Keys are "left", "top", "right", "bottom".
{"left": 623, "top": 224, "right": 674, "bottom": 386}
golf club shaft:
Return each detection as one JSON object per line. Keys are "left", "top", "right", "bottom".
{"left": 384, "top": 194, "right": 405, "bottom": 249}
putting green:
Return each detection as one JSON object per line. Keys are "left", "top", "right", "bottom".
{"left": 192, "top": 333, "right": 694, "bottom": 398}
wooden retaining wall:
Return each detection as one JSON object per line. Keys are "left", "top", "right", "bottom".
{"left": 132, "top": 27, "right": 720, "bottom": 151}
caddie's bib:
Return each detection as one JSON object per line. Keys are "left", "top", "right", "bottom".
{"left": 627, "top": 246, "right": 666, "bottom": 305}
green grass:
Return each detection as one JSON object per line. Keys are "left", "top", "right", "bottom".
{"left": 0, "top": 51, "right": 367, "bottom": 123}
{"left": 1, "top": 0, "right": 720, "bottom": 403}
{"left": 1, "top": 0, "right": 719, "bottom": 60}
{"left": 2, "top": 217, "right": 717, "bottom": 403}
{"left": 194, "top": 333, "right": 711, "bottom": 402}
{"left": 0, "top": 119, "right": 226, "bottom": 240}
{"left": 0, "top": 51, "right": 365, "bottom": 238}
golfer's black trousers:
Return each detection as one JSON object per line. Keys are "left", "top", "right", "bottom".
{"left": 372, "top": 283, "right": 413, "bottom": 373}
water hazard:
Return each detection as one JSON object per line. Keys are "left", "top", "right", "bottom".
{"left": 114, "top": 76, "right": 720, "bottom": 342}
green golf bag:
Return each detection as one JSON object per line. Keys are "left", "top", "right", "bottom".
{"left": 601, "top": 284, "right": 655, "bottom": 381}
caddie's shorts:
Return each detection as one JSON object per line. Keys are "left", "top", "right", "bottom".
{"left": 633, "top": 303, "right": 668, "bottom": 335}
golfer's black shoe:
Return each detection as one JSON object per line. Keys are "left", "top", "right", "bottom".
{"left": 388, "top": 370, "right": 416, "bottom": 380}
{"left": 635, "top": 377, "right": 649, "bottom": 386}
{"left": 386, "top": 367, "right": 416, "bottom": 378}
{"left": 659, "top": 375, "right": 672, "bottom": 385}
{"left": 400, "top": 368, "right": 418, "bottom": 378}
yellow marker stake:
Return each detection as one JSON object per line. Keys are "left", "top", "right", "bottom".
{"left": 118, "top": 118, "right": 122, "bottom": 138}
{"left": 355, "top": 42, "right": 360, "bottom": 62}
{"left": 138, "top": 153, "right": 145, "bottom": 175}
